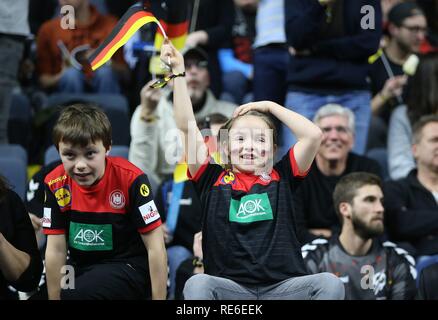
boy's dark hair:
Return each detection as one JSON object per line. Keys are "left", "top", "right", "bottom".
{"left": 53, "top": 104, "right": 112, "bottom": 150}
{"left": 333, "top": 172, "right": 382, "bottom": 225}
{"left": 412, "top": 114, "right": 438, "bottom": 144}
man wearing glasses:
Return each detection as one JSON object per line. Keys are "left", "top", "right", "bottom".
{"left": 368, "top": 2, "right": 427, "bottom": 150}
{"left": 129, "top": 46, "right": 236, "bottom": 185}
{"left": 293, "top": 104, "right": 382, "bottom": 244}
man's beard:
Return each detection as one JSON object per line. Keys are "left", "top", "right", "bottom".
{"left": 396, "top": 38, "right": 418, "bottom": 55}
{"left": 352, "top": 214, "right": 384, "bottom": 239}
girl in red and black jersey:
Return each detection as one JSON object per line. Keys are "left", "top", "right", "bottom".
{"left": 160, "top": 39, "right": 345, "bottom": 300}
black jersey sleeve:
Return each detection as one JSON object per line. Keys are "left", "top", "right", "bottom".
{"left": 386, "top": 244, "right": 417, "bottom": 300}
{"left": 274, "top": 147, "right": 309, "bottom": 191}
{"left": 301, "top": 238, "right": 329, "bottom": 274}
{"left": 25, "top": 160, "right": 63, "bottom": 218}
{"left": 129, "top": 173, "right": 162, "bottom": 233}
{"left": 42, "top": 183, "right": 67, "bottom": 234}
{"left": 188, "top": 158, "right": 224, "bottom": 198}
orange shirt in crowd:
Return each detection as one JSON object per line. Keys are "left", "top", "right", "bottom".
{"left": 36, "top": 5, "right": 125, "bottom": 76}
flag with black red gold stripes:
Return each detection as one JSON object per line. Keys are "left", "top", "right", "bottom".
{"left": 89, "top": 3, "right": 167, "bottom": 71}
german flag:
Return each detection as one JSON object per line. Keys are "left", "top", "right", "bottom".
{"left": 154, "top": 19, "right": 188, "bottom": 51}
{"left": 153, "top": 0, "right": 189, "bottom": 51}
{"left": 89, "top": 4, "right": 166, "bottom": 71}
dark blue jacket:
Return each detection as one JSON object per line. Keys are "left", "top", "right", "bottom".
{"left": 285, "top": 0, "right": 382, "bottom": 92}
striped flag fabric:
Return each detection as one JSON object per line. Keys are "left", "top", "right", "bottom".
{"left": 89, "top": 4, "right": 166, "bottom": 71}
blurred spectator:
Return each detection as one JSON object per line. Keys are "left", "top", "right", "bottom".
{"left": 129, "top": 47, "right": 236, "bottom": 184}
{"left": 388, "top": 53, "right": 438, "bottom": 180}
{"left": 0, "top": 175, "right": 43, "bottom": 300}
{"left": 417, "top": 263, "right": 438, "bottom": 300}
{"left": 185, "top": 0, "right": 235, "bottom": 98}
{"left": 0, "top": 0, "right": 29, "bottom": 144}
{"left": 303, "top": 172, "right": 416, "bottom": 300}
{"left": 381, "top": 0, "right": 403, "bottom": 26}
{"left": 29, "top": 0, "right": 58, "bottom": 35}
{"left": 104, "top": 0, "right": 137, "bottom": 18}
{"left": 252, "top": 0, "right": 288, "bottom": 106}
{"left": 384, "top": 115, "right": 438, "bottom": 261}
{"left": 417, "top": 0, "right": 438, "bottom": 53}
{"left": 284, "top": 0, "right": 382, "bottom": 155}
{"left": 36, "top": 0, "right": 128, "bottom": 94}
{"left": 368, "top": 2, "right": 426, "bottom": 150}
{"left": 294, "top": 104, "right": 382, "bottom": 242}
{"left": 219, "top": 0, "right": 257, "bottom": 105}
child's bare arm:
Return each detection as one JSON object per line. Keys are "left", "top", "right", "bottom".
{"left": 45, "top": 234, "right": 67, "bottom": 300}
{"left": 234, "top": 101, "right": 322, "bottom": 173}
{"left": 160, "top": 39, "right": 208, "bottom": 176}
{"left": 141, "top": 226, "right": 167, "bottom": 300}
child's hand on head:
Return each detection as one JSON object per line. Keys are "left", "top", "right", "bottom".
{"left": 233, "top": 101, "right": 272, "bottom": 118}
{"left": 160, "top": 38, "right": 185, "bottom": 74}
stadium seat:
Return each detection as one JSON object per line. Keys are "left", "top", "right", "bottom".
{"left": 8, "top": 92, "right": 32, "bottom": 149}
{"left": 0, "top": 157, "right": 27, "bottom": 200}
{"left": 109, "top": 145, "right": 129, "bottom": 159}
{"left": 0, "top": 144, "right": 28, "bottom": 165}
{"left": 44, "top": 145, "right": 60, "bottom": 165}
{"left": 366, "top": 148, "right": 389, "bottom": 181}
{"left": 44, "top": 93, "right": 131, "bottom": 146}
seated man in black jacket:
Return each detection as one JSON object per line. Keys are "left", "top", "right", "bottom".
{"left": 294, "top": 104, "right": 382, "bottom": 243}
{"left": 0, "top": 176, "right": 43, "bottom": 299}
{"left": 384, "top": 115, "right": 438, "bottom": 270}
{"left": 303, "top": 172, "right": 416, "bottom": 300}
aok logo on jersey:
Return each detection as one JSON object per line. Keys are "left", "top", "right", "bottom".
{"left": 229, "top": 193, "right": 273, "bottom": 223}
{"left": 54, "top": 185, "right": 72, "bottom": 208}
{"left": 69, "top": 222, "right": 113, "bottom": 251}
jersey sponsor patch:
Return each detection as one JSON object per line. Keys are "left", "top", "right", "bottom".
{"left": 69, "top": 222, "right": 113, "bottom": 251}
{"left": 229, "top": 193, "right": 273, "bottom": 223}
{"left": 54, "top": 185, "right": 71, "bottom": 208}
{"left": 139, "top": 183, "right": 150, "bottom": 197}
{"left": 109, "top": 190, "right": 125, "bottom": 209}
{"left": 139, "top": 200, "right": 160, "bottom": 225}
{"left": 48, "top": 175, "right": 67, "bottom": 187}
{"left": 220, "top": 171, "right": 235, "bottom": 185}
{"left": 42, "top": 207, "right": 52, "bottom": 227}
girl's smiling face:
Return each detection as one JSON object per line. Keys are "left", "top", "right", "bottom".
{"left": 225, "top": 115, "right": 275, "bottom": 174}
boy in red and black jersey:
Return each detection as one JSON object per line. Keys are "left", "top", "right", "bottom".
{"left": 43, "top": 104, "right": 167, "bottom": 300}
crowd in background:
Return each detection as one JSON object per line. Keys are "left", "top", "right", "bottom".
{"left": 1, "top": 0, "right": 438, "bottom": 300}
